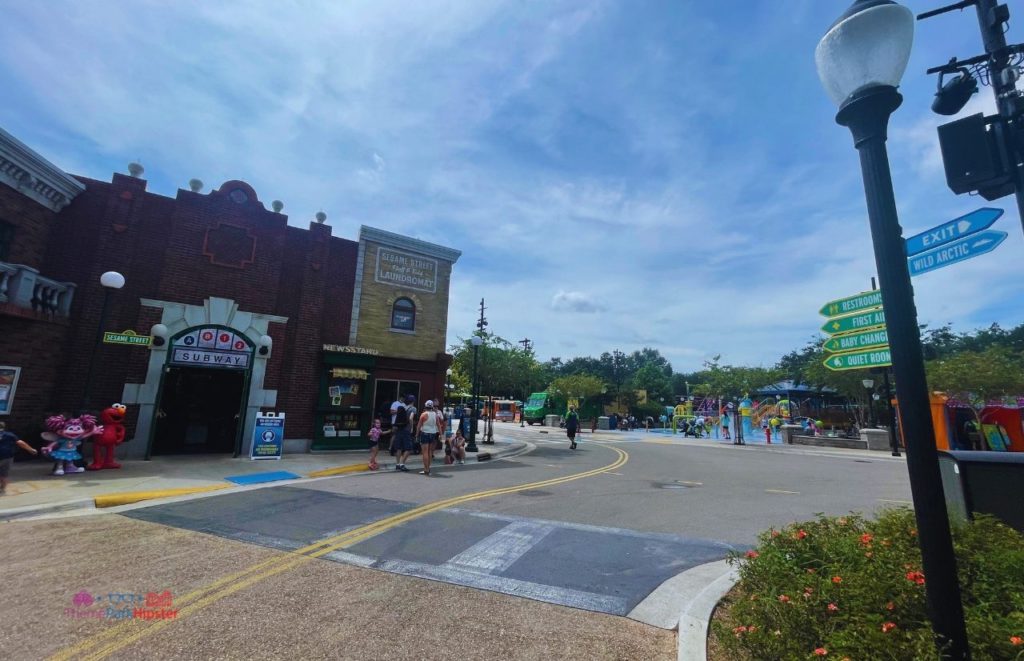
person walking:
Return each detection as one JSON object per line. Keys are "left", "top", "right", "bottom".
{"left": 391, "top": 396, "right": 415, "bottom": 472}
{"left": 1, "top": 421, "right": 39, "bottom": 495}
{"left": 565, "top": 405, "right": 581, "bottom": 450}
{"left": 416, "top": 400, "right": 444, "bottom": 476}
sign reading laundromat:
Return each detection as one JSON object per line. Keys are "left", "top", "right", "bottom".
{"left": 375, "top": 247, "right": 438, "bottom": 293}
{"left": 171, "top": 327, "right": 252, "bottom": 369}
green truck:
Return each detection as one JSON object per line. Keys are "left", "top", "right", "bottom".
{"left": 523, "top": 392, "right": 601, "bottom": 426}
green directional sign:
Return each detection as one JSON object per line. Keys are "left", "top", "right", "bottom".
{"left": 103, "top": 330, "right": 151, "bottom": 346}
{"left": 819, "top": 290, "right": 883, "bottom": 318}
{"left": 823, "top": 347, "right": 892, "bottom": 371}
{"left": 821, "top": 309, "right": 886, "bottom": 336}
{"left": 823, "top": 328, "right": 889, "bottom": 353}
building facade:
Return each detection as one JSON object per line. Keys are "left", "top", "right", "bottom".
{"left": 0, "top": 127, "right": 460, "bottom": 459}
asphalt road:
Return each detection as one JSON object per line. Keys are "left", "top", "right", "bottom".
{"left": 2, "top": 427, "right": 913, "bottom": 661}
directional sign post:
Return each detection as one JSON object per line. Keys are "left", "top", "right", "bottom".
{"left": 823, "top": 328, "right": 889, "bottom": 353}
{"left": 818, "top": 289, "right": 883, "bottom": 318}
{"left": 823, "top": 347, "right": 892, "bottom": 371}
{"left": 904, "top": 207, "right": 1003, "bottom": 257}
{"left": 821, "top": 308, "right": 886, "bottom": 336}
{"left": 907, "top": 230, "right": 1008, "bottom": 278}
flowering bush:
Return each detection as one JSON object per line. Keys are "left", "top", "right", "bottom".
{"left": 711, "top": 509, "right": 1024, "bottom": 660}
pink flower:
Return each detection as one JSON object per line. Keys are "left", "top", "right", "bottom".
{"left": 831, "top": 576, "right": 842, "bottom": 584}
{"left": 827, "top": 603, "right": 839, "bottom": 612}
{"left": 745, "top": 550, "right": 759, "bottom": 559}
{"left": 795, "top": 529, "right": 808, "bottom": 540}
{"left": 882, "top": 622, "right": 897, "bottom": 633}
{"left": 859, "top": 533, "right": 873, "bottom": 546}
{"left": 1010, "top": 636, "right": 1022, "bottom": 646}
{"left": 770, "top": 530, "right": 780, "bottom": 538}
{"left": 814, "top": 648, "right": 828, "bottom": 656}
{"left": 778, "top": 594, "right": 791, "bottom": 603}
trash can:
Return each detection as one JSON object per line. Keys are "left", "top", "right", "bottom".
{"left": 544, "top": 414, "right": 561, "bottom": 428}
{"left": 938, "top": 450, "right": 1024, "bottom": 532}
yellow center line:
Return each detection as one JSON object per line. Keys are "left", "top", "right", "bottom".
{"left": 56, "top": 446, "right": 629, "bottom": 661}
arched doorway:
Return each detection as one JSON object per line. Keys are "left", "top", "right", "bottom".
{"left": 152, "top": 326, "right": 253, "bottom": 455}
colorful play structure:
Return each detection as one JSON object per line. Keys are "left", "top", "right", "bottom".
{"left": 918, "top": 393, "right": 1024, "bottom": 452}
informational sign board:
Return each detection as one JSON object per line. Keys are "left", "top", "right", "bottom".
{"left": 818, "top": 290, "right": 883, "bottom": 318}
{"left": 821, "top": 309, "right": 886, "bottom": 336}
{"left": 823, "top": 347, "right": 892, "bottom": 371}
{"left": 250, "top": 412, "right": 285, "bottom": 460}
{"left": 822, "top": 328, "right": 889, "bottom": 353}
{"left": 103, "top": 330, "right": 152, "bottom": 346}
{"left": 904, "top": 207, "right": 1003, "bottom": 257}
{"left": 907, "top": 230, "right": 1008, "bottom": 277}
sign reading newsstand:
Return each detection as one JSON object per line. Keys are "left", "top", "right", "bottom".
{"left": 314, "top": 344, "right": 378, "bottom": 450}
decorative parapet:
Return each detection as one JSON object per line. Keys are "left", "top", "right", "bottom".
{"left": 0, "top": 126, "right": 85, "bottom": 211}
{"left": 0, "top": 261, "right": 76, "bottom": 317}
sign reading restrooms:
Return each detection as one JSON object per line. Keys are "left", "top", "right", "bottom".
{"left": 375, "top": 247, "right": 438, "bottom": 293}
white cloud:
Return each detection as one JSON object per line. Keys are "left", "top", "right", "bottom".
{"left": 550, "top": 290, "right": 605, "bottom": 313}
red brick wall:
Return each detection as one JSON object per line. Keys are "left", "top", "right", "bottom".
{"left": 40, "top": 175, "right": 360, "bottom": 442}
{"left": 0, "top": 183, "right": 58, "bottom": 267}
{"left": 0, "top": 316, "right": 71, "bottom": 445}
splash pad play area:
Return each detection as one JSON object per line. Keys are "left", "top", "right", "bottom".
{"left": 645, "top": 396, "right": 836, "bottom": 444}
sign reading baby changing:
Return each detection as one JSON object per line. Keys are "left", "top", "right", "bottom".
{"left": 171, "top": 327, "right": 252, "bottom": 369}
{"left": 375, "top": 247, "right": 438, "bottom": 293}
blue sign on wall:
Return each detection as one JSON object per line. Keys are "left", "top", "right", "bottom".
{"left": 250, "top": 412, "right": 285, "bottom": 460}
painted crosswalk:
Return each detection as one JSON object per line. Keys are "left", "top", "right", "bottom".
{"left": 123, "top": 486, "right": 737, "bottom": 624}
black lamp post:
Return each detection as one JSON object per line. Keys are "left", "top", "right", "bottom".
{"left": 81, "top": 270, "right": 125, "bottom": 412}
{"left": 862, "top": 378, "right": 877, "bottom": 428}
{"left": 467, "top": 336, "right": 483, "bottom": 453}
{"left": 817, "top": 2, "right": 969, "bottom": 657}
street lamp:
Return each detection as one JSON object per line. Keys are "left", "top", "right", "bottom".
{"left": 816, "top": 2, "right": 969, "bottom": 657}
{"left": 467, "top": 335, "right": 483, "bottom": 453}
{"left": 862, "top": 378, "right": 877, "bottom": 428}
{"left": 81, "top": 271, "right": 125, "bottom": 411}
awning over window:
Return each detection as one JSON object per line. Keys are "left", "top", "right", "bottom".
{"left": 331, "top": 368, "right": 369, "bottom": 380}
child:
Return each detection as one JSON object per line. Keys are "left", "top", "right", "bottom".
{"left": 0, "top": 421, "right": 39, "bottom": 495}
{"left": 367, "top": 418, "right": 391, "bottom": 471}
{"left": 450, "top": 427, "right": 467, "bottom": 465}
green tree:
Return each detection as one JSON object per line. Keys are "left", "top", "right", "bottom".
{"left": 548, "top": 374, "right": 606, "bottom": 400}
{"left": 926, "top": 345, "right": 1024, "bottom": 407}
{"left": 631, "top": 364, "right": 673, "bottom": 403}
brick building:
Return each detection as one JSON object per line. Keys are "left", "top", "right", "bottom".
{"left": 0, "top": 127, "right": 460, "bottom": 459}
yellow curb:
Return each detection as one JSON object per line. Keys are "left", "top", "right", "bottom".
{"left": 307, "top": 464, "right": 368, "bottom": 478}
{"left": 94, "top": 484, "right": 232, "bottom": 508}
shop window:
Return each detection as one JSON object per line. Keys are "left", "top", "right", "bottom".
{"left": 391, "top": 297, "right": 415, "bottom": 331}
{"left": 0, "top": 221, "right": 12, "bottom": 261}
{"left": 321, "top": 367, "right": 368, "bottom": 439}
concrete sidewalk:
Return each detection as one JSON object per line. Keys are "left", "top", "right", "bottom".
{"left": 0, "top": 439, "right": 526, "bottom": 519}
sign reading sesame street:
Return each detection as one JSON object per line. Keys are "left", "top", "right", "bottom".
{"left": 375, "top": 247, "right": 438, "bottom": 293}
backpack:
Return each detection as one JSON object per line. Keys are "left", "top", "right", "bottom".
{"left": 394, "top": 405, "right": 409, "bottom": 428}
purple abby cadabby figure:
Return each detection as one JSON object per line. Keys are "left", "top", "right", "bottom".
{"left": 41, "top": 415, "right": 103, "bottom": 476}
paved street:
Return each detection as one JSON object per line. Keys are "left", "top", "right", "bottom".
{"left": 1, "top": 428, "right": 913, "bottom": 660}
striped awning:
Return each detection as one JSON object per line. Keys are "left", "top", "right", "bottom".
{"left": 331, "top": 368, "right": 369, "bottom": 380}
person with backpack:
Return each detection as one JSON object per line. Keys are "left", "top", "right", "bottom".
{"left": 390, "top": 395, "right": 416, "bottom": 472}
{"left": 416, "top": 400, "right": 444, "bottom": 476}
{"left": 565, "top": 405, "right": 580, "bottom": 450}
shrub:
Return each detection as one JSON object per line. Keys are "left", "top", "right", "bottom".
{"left": 711, "top": 510, "right": 1024, "bottom": 660}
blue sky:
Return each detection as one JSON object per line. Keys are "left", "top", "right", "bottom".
{"left": 2, "top": 1, "right": 1022, "bottom": 372}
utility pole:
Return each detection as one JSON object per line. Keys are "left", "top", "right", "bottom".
{"left": 518, "top": 338, "right": 532, "bottom": 427}
{"left": 920, "top": 0, "right": 1024, "bottom": 235}
{"left": 467, "top": 298, "right": 487, "bottom": 453}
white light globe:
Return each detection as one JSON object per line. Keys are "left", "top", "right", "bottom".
{"left": 100, "top": 271, "right": 126, "bottom": 289}
{"left": 470, "top": 336, "right": 484, "bottom": 347}
{"left": 815, "top": 1, "right": 915, "bottom": 107}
